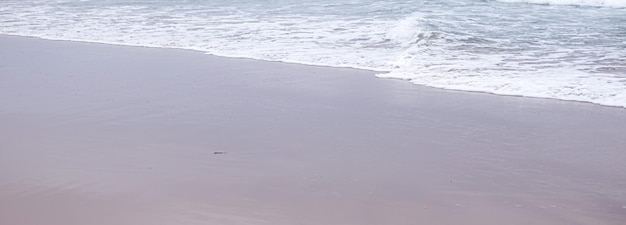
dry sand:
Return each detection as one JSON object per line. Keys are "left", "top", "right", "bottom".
{"left": 1, "top": 35, "right": 625, "bottom": 225}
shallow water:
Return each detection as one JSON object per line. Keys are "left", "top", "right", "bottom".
{"left": 1, "top": 0, "right": 625, "bottom": 107}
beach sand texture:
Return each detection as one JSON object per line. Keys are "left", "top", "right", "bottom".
{"left": 1, "top": 36, "right": 625, "bottom": 225}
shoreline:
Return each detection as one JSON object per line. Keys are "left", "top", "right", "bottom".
{"left": 0, "top": 34, "right": 388, "bottom": 72}
{"left": 2, "top": 34, "right": 624, "bottom": 109}
{"left": 1, "top": 34, "right": 625, "bottom": 225}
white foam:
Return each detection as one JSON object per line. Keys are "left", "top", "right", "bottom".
{"left": 497, "top": 0, "right": 626, "bottom": 8}
{"left": 377, "top": 20, "right": 626, "bottom": 107}
{"left": 378, "top": 67, "right": 626, "bottom": 108}
{"left": 384, "top": 13, "right": 424, "bottom": 46}
{"left": 1, "top": 0, "right": 625, "bottom": 108}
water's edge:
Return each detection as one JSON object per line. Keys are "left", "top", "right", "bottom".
{"left": 3, "top": 34, "right": 623, "bottom": 109}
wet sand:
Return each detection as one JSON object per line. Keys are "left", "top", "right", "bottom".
{"left": 1, "top": 35, "right": 625, "bottom": 225}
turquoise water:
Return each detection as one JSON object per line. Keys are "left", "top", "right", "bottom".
{"left": 1, "top": 0, "right": 625, "bottom": 107}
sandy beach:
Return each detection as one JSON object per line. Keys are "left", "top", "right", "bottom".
{"left": 1, "top": 35, "right": 625, "bottom": 225}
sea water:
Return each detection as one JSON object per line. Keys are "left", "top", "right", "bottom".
{"left": 1, "top": 0, "right": 625, "bottom": 107}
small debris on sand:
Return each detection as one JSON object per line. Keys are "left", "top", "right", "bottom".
{"left": 213, "top": 151, "right": 227, "bottom": 155}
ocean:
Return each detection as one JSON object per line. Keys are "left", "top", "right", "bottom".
{"left": 1, "top": 0, "right": 625, "bottom": 107}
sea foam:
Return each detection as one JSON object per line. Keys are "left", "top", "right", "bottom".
{"left": 497, "top": 0, "right": 626, "bottom": 8}
{"left": 0, "top": 0, "right": 624, "bottom": 107}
